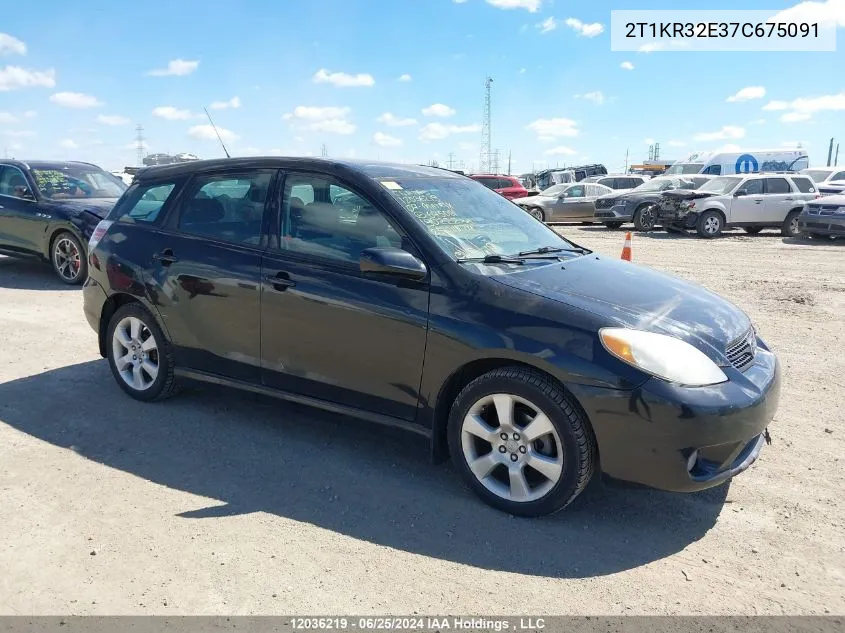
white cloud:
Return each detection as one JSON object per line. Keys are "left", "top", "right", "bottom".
{"left": 373, "top": 132, "right": 402, "bottom": 147}
{"left": 210, "top": 96, "right": 241, "bottom": 110}
{"left": 188, "top": 124, "right": 238, "bottom": 142}
{"left": 146, "top": 59, "right": 199, "bottom": 77}
{"left": 668, "top": 140, "right": 686, "bottom": 147}
{"left": 620, "top": 61, "right": 635, "bottom": 70}
{"left": 726, "top": 86, "right": 766, "bottom": 102}
{"left": 526, "top": 117, "right": 579, "bottom": 141}
{"left": 397, "top": 73, "right": 412, "bottom": 82}
{"left": 762, "top": 100, "right": 790, "bottom": 111}
{"left": 564, "top": 17, "right": 605, "bottom": 37}
{"left": 644, "top": 137, "right": 655, "bottom": 145}
{"left": 0, "top": 33, "right": 26, "bottom": 56}
{"left": 418, "top": 123, "right": 480, "bottom": 141}
{"left": 715, "top": 143, "right": 743, "bottom": 153}
{"left": 422, "top": 103, "right": 456, "bottom": 117}
{"left": 768, "top": 0, "right": 845, "bottom": 29}
{"left": 781, "top": 111, "right": 812, "bottom": 122}
{"left": 693, "top": 125, "right": 746, "bottom": 141}
{"left": 49, "top": 91, "right": 102, "bottom": 108}
{"left": 577, "top": 91, "right": 605, "bottom": 105}
{"left": 283, "top": 105, "right": 356, "bottom": 134}
{"left": 23, "top": 110, "right": 36, "bottom": 118}
{"left": 9, "top": 141, "right": 23, "bottom": 151}
{"left": 59, "top": 138, "right": 79, "bottom": 149}
{"left": 544, "top": 146, "right": 577, "bottom": 156}
{"left": 0, "top": 111, "right": 16, "bottom": 124}
{"left": 377, "top": 112, "right": 417, "bottom": 127}
{"left": 486, "top": 0, "right": 541, "bottom": 10}
{"left": 97, "top": 114, "right": 130, "bottom": 126}
{"left": 538, "top": 17, "right": 557, "bottom": 33}
{"left": 519, "top": 67, "right": 527, "bottom": 73}
{"left": 638, "top": 42, "right": 664, "bottom": 53}
{"left": 152, "top": 106, "right": 195, "bottom": 120}
{"left": 1, "top": 129, "right": 35, "bottom": 137}
{"left": 454, "top": 0, "right": 468, "bottom": 3}
{"left": 284, "top": 106, "right": 350, "bottom": 120}
{"left": 749, "top": 118, "right": 766, "bottom": 125}
{"left": 312, "top": 68, "right": 375, "bottom": 87}
{"left": 0, "top": 66, "right": 55, "bottom": 91}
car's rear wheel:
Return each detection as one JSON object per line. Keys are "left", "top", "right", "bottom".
{"left": 633, "top": 204, "right": 658, "bottom": 231}
{"left": 51, "top": 231, "right": 87, "bottom": 285}
{"left": 106, "top": 303, "right": 178, "bottom": 402}
{"left": 743, "top": 227, "right": 763, "bottom": 235}
{"left": 782, "top": 210, "right": 801, "bottom": 237}
{"left": 604, "top": 221, "right": 623, "bottom": 229}
{"left": 447, "top": 367, "right": 596, "bottom": 516}
{"left": 527, "top": 207, "right": 545, "bottom": 222}
{"left": 696, "top": 211, "right": 723, "bottom": 238}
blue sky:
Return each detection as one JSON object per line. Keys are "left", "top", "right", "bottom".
{"left": 1, "top": 0, "right": 843, "bottom": 174}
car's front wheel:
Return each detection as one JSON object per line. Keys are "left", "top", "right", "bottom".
{"left": 106, "top": 303, "right": 178, "bottom": 402}
{"left": 448, "top": 367, "right": 596, "bottom": 516}
{"left": 527, "top": 207, "right": 545, "bottom": 222}
{"left": 633, "top": 204, "right": 658, "bottom": 231}
{"left": 696, "top": 211, "right": 723, "bottom": 238}
{"left": 51, "top": 231, "right": 87, "bottom": 284}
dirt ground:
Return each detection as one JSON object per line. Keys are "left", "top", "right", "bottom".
{"left": 0, "top": 226, "right": 843, "bottom": 616}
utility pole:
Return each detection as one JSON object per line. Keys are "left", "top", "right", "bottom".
{"left": 480, "top": 76, "right": 493, "bottom": 173}
{"left": 507, "top": 150, "right": 512, "bottom": 175}
{"left": 836, "top": 144, "right": 840, "bottom": 166}
{"left": 624, "top": 148, "right": 629, "bottom": 173}
{"left": 321, "top": 143, "right": 328, "bottom": 157}
{"left": 447, "top": 152, "right": 456, "bottom": 169}
{"left": 828, "top": 137, "right": 835, "bottom": 166}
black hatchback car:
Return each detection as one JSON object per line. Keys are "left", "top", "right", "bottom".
{"left": 83, "top": 158, "right": 781, "bottom": 516}
{"left": 0, "top": 160, "right": 127, "bottom": 283}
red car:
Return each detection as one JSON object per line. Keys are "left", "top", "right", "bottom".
{"left": 470, "top": 174, "right": 529, "bottom": 200}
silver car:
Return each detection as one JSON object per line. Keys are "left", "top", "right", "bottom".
{"left": 515, "top": 182, "right": 613, "bottom": 222}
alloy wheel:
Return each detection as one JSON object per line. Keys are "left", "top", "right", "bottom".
{"left": 790, "top": 216, "right": 800, "bottom": 235}
{"left": 704, "top": 216, "right": 721, "bottom": 235}
{"left": 111, "top": 316, "right": 159, "bottom": 391}
{"left": 529, "top": 208, "right": 544, "bottom": 222}
{"left": 53, "top": 237, "right": 82, "bottom": 282}
{"left": 640, "top": 206, "right": 656, "bottom": 230}
{"left": 460, "top": 393, "right": 564, "bottom": 503}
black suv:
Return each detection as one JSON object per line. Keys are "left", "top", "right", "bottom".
{"left": 0, "top": 160, "right": 127, "bottom": 283}
{"left": 82, "top": 157, "right": 780, "bottom": 516}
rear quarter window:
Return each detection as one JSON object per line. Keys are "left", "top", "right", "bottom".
{"left": 791, "top": 177, "right": 816, "bottom": 194}
{"left": 108, "top": 181, "right": 179, "bottom": 224}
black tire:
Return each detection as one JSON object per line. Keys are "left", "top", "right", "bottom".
{"left": 604, "top": 221, "right": 623, "bottom": 229}
{"left": 106, "top": 303, "right": 179, "bottom": 402}
{"left": 782, "top": 210, "right": 801, "bottom": 238}
{"left": 743, "top": 227, "right": 763, "bottom": 235}
{"left": 527, "top": 207, "right": 545, "bottom": 222}
{"left": 447, "top": 367, "right": 597, "bottom": 517}
{"left": 50, "top": 230, "right": 87, "bottom": 285}
{"left": 632, "top": 204, "right": 658, "bottom": 231}
{"left": 696, "top": 210, "right": 723, "bottom": 238}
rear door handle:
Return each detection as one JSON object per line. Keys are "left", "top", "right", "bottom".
{"left": 152, "top": 249, "right": 178, "bottom": 266}
{"left": 784, "top": 197, "right": 794, "bottom": 201}
{"left": 263, "top": 272, "right": 296, "bottom": 290}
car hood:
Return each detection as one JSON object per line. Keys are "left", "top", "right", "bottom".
{"left": 516, "top": 195, "right": 556, "bottom": 206}
{"left": 807, "top": 193, "right": 845, "bottom": 206}
{"left": 491, "top": 256, "right": 751, "bottom": 361}
{"left": 613, "top": 190, "right": 664, "bottom": 203}
{"left": 46, "top": 198, "right": 117, "bottom": 219}
{"left": 662, "top": 189, "right": 716, "bottom": 201}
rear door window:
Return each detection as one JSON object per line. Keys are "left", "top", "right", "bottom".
{"left": 765, "top": 178, "right": 792, "bottom": 194}
{"left": 497, "top": 177, "right": 514, "bottom": 189}
{"left": 475, "top": 177, "right": 499, "bottom": 190}
{"left": 791, "top": 177, "right": 816, "bottom": 193}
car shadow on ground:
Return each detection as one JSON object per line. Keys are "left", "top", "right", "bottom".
{"left": 0, "top": 256, "right": 77, "bottom": 291}
{"left": 0, "top": 360, "right": 730, "bottom": 579}
{"left": 783, "top": 235, "right": 845, "bottom": 246}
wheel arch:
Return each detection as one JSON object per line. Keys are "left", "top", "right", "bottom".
{"left": 429, "top": 357, "right": 598, "bottom": 468}
{"left": 97, "top": 292, "right": 169, "bottom": 358}
{"left": 44, "top": 222, "right": 85, "bottom": 260}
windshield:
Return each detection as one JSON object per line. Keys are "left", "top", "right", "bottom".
{"left": 632, "top": 177, "right": 699, "bottom": 193}
{"left": 665, "top": 163, "right": 705, "bottom": 175}
{"left": 539, "top": 184, "right": 568, "bottom": 197}
{"left": 698, "top": 177, "right": 741, "bottom": 195}
{"left": 31, "top": 165, "right": 127, "bottom": 200}
{"left": 801, "top": 169, "right": 833, "bottom": 183}
{"left": 382, "top": 177, "right": 580, "bottom": 261}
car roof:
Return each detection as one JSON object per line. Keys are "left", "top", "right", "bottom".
{"left": 0, "top": 159, "right": 103, "bottom": 170}
{"left": 134, "top": 157, "right": 464, "bottom": 182}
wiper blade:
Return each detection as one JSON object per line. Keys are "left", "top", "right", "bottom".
{"left": 456, "top": 254, "right": 525, "bottom": 265}
{"left": 515, "top": 245, "right": 590, "bottom": 257}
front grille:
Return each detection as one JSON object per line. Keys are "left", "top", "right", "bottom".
{"left": 725, "top": 329, "right": 756, "bottom": 372}
{"left": 595, "top": 198, "right": 616, "bottom": 209}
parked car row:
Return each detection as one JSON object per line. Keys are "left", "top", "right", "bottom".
{"left": 1, "top": 155, "right": 782, "bottom": 517}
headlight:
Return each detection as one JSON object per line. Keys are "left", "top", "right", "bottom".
{"left": 599, "top": 328, "right": 728, "bottom": 387}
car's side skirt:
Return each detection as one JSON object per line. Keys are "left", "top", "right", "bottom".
{"left": 174, "top": 368, "right": 432, "bottom": 439}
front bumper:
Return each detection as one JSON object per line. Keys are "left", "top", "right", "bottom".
{"left": 594, "top": 203, "right": 632, "bottom": 222}
{"left": 570, "top": 343, "right": 781, "bottom": 492}
{"left": 658, "top": 208, "right": 699, "bottom": 229}
{"left": 799, "top": 215, "right": 845, "bottom": 236}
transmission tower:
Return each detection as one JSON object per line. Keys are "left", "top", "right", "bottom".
{"left": 135, "top": 125, "right": 145, "bottom": 166}
{"left": 479, "top": 76, "right": 493, "bottom": 173}
{"left": 492, "top": 149, "right": 500, "bottom": 174}
{"left": 321, "top": 143, "right": 328, "bottom": 157}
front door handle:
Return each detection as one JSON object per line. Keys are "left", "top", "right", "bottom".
{"left": 753, "top": 199, "right": 763, "bottom": 204}
{"left": 263, "top": 272, "right": 296, "bottom": 291}
{"left": 784, "top": 197, "right": 794, "bottom": 201}
{"left": 153, "top": 249, "right": 178, "bottom": 266}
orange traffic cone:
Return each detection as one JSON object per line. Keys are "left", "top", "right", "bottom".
{"left": 620, "top": 232, "right": 633, "bottom": 261}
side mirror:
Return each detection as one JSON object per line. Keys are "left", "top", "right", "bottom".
{"left": 734, "top": 189, "right": 747, "bottom": 197}
{"left": 360, "top": 247, "right": 427, "bottom": 280}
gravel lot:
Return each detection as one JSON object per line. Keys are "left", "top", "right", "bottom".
{"left": 0, "top": 227, "right": 843, "bottom": 616}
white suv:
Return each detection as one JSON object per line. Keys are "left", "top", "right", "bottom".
{"left": 657, "top": 173, "right": 818, "bottom": 238}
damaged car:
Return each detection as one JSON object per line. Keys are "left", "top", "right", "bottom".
{"left": 658, "top": 173, "right": 818, "bottom": 238}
